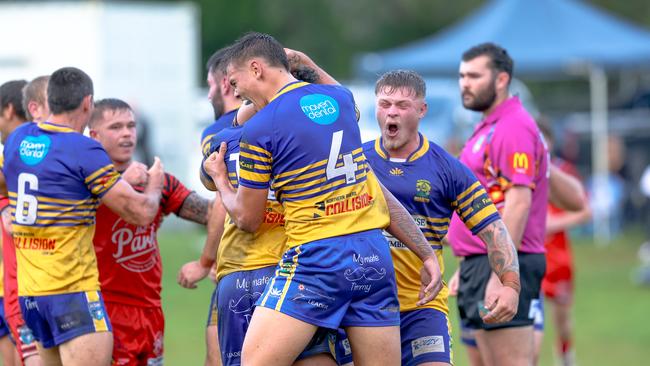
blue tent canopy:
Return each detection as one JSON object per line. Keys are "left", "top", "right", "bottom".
{"left": 356, "top": 0, "right": 650, "bottom": 78}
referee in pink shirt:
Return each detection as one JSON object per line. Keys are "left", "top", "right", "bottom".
{"left": 448, "top": 43, "right": 549, "bottom": 366}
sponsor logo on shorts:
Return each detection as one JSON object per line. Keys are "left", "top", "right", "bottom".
{"left": 55, "top": 311, "right": 84, "bottom": 331}
{"left": 414, "top": 179, "right": 431, "bottom": 203}
{"left": 226, "top": 351, "right": 241, "bottom": 359}
{"left": 23, "top": 298, "right": 39, "bottom": 311}
{"left": 344, "top": 266, "right": 386, "bottom": 282}
{"left": 88, "top": 301, "right": 105, "bottom": 321}
{"left": 229, "top": 292, "right": 263, "bottom": 324}
{"left": 236, "top": 275, "right": 271, "bottom": 290}
{"left": 153, "top": 331, "right": 164, "bottom": 357}
{"left": 341, "top": 338, "right": 352, "bottom": 355}
{"left": 147, "top": 356, "right": 163, "bottom": 366}
{"left": 111, "top": 218, "right": 158, "bottom": 273}
{"left": 19, "top": 135, "right": 51, "bottom": 165}
{"left": 268, "top": 287, "right": 282, "bottom": 298}
{"left": 299, "top": 94, "right": 340, "bottom": 125}
{"left": 291, "top": 283, "right": 335, "bottom": 310}
{"left": 411, "top": 335, "right": 444, "bottom": 357}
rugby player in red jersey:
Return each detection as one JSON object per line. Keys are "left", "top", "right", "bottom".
{"left": 89, "top": 98, "right": 215, "bottom": 366}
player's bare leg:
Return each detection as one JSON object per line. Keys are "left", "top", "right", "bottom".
{"left": 552, "top": 301, "right": 574, "bottom": 365}
{"left": 533, "top": 328, "right": 543, "bottom": 366}
{"left": 345, "top": 326, "right": 400, "bottom": 366}
{"left": 24, "top": 354, "right": 44, "bottom": 366}
{"left": 466, "top": 345, "right": 486, "bottom": 366}
{"left": 58, "top": 332, "right": 113, "bottom": 366}
{"left": 241, "top": 307, "right": 317, "bottom": 366}
{"left": 205, "top": 324, "right": 222, "bottom": 366}
{"left": 0, "top": 335, "right": 18, "bottom": 366}
{"left": 474, "top": 326, "right": 534, "bottom": 366}
{"left": 35, "top": 343, "right": 62, "bottom": 366}
{"left": 293, "top": 353, "right": 337, "bottom": 366}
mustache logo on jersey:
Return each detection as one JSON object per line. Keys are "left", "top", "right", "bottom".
{"left": 343, "top": 266, "right": 387, "bottom": 281}
{"left": 229, "top": 292, "right": 262, "bottom": 314}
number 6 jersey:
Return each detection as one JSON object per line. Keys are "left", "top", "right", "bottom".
{"left": 1, "top": 122, "right": 120, "bottom": 296}
{"left": 238, "top": 81, "right": 390, "bottom": 248}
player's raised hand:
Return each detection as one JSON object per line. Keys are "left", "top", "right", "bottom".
{"left": 481, "top": 273, "right": 519, "bottom": 324}
{"left": 122, "top": 161, "right": 148, "bottom": 186}
{"left": 417, "top": 256, "right": 443, "bottom": 306}
{"left": 147, "top": 157, "right": 164, "bottom": 190}
{"left": 177, "top": 260, "right": 210, "bottom": 289}
{"left": 203, "top": 143, "right": 228, "bottom": 188}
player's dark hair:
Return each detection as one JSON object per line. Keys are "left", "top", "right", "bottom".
{"left": 375, "top": 70, "right": 426, "bottom": 99}
{"left": 462, "top": 42, "right": 514, "bottom": 83}
{"left": 228, "top": 32, "right": 289, "bottom": 71}
{"left": 22, "top": 75, "right": 49, "bottom": 121}
{"left": 0, "top": 79, "right": 28, "bottom": 121}
{"left": 47, "top": 67, "right": 94, "bottom": 114}
{"left": 206, "top": 46, "right": 233, "bottom": 76}
{"left": 291, "top": 66, "right": 320, "bottom": 84}
{"left": 89, "top": 98, "right": 133, "bottom": 128}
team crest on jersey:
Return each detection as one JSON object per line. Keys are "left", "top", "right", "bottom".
{"left": 472, "top": 134, "right": 486, "bottom": 154}
{"left": 88, "top": 301, "right": 105, "bottom": 321}
{"left": 414, "top": 179, "right": 431, "bottom": 203}
{"left": 299, "top": 94, "right": 339, "bottom": 125}
{"left": 389, "top": 167, "right": 404, "bottom": 176}
{"left": 19, "top": 135, "right": 51, "bottom": 165}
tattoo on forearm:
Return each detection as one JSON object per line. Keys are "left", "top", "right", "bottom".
{"left": 478, "top": 220, "right": 520, "bottom": 278}
{"left": 385, "top": 190, "right": 433, "bottom": 259}
{"left": 179, "top": 193, "right": 210, "bottom": 225}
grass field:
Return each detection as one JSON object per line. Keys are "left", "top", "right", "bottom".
{"left": 159, "top": 225, "right": 650, "bottom": 365}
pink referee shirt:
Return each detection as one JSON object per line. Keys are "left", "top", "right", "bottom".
{"left": 448, "top": 96, "right": 549, "bottom": 256}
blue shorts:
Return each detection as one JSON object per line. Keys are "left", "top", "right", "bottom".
{"left": 334, "top": 309, "right": 453, "bottom": 365}
{"left": 460, "top": 317, "right": 478, "bottom": 347}
{"left": 19, "top": 291, "right": 112, "bottom": 348}
{"left": 0, "top": 298, "right": 9, "bottom": 339}
{"left": 257, "top": 229, "right": 400, "bottom": 329}
{"left": 217, "top": 266, "right": 331, "bottom": 366}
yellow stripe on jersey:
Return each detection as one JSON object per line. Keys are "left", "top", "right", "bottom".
{"left": 452, "top": 181, "right": 481, "bottom": 207}
{"left": 37, "top": 122, "right": 75, "bottom": 133}
{"left": 408, "top": 138, "right": 430, "bottom": 162}
{"left": 7, "top": 192, "right": 97, "bottom": 206}
{"left": 270, "top": 82, "right": 309, "bottom": 102}
{"left": 279, "top": 170, "right": 368, "bottom": 200}
{"left": 84, "top": 164, "right": 115, "bottom": 184}
{"left": 275, "top": 159, "right": 328, "bottom": 180}
{"left": 239, "top": 150, "right": 272, "bottom": 163}
{"left": 457, "top": 190, "right": 489, "bottom": 212}
{"left": 85, "top": 291, "right": 109, "bottom": 332}
{"left": 275, "top": 246, "right": 301, "bottom": 311}
{"left": 0, "top": 152, "right": 4, "bottom": 170}
{"left": 374, "top": 138, "right": 388, "bottom": 160}
{"left": 462, "top": 204, "right": 499, "bottom": 230}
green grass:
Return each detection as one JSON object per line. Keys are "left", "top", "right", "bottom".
{"left": 159, "top": 227, "right": 650, "bottom": 365}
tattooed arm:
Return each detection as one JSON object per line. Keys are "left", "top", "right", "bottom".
{"left": 477, "top": 219, "right": 520, "bottom": 293}
{"left": 379, "top": 182, "right": 443, "bottom": 305}
{"left": 177, "top": 192, "right": 211, "bottom": 224}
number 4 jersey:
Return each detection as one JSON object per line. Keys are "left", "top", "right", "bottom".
{"left": 238, "top": 81, "right": 390, "bottom": 247}
{"left": 1, "top": 122, "right": 120, "bottom": 296}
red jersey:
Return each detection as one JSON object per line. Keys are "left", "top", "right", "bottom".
{"left": 94, "top": 173, "right": 192, "bottom": 308}
{"left": 1, "top": 195, "right": 21, "bottom": 318}
{"left": 544, "top": 159, "right": 580, "bottom": 252}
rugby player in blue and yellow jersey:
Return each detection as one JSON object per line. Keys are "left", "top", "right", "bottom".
{"left": 0, "top": 67, "right": 164, "bottom": 366}
{"left": 360, "top": 70, "right": 520, "bottom": 366}
{"left": 203, "top": 32, "right": 442, "bottom": 366}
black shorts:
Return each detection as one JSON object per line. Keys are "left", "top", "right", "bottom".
{"left": 457, "top": 253, "right": 546, "bottom": 331}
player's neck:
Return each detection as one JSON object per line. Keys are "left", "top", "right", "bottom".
{"left": 482, "top": 92, "right": 510, "bottom": 118}
{"left": 384, "top": 133, "right": 421, "bottom": 160}
{"left": 114, "top": 159, "right": 132, "bottom": 172}
{"left": 263, "top": 71, "right": 298, "bottom": 106}
{"left": 49, "top": 111, "right": 87, "bottom": 133}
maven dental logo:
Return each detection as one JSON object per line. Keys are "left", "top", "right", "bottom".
{"left": 299, "top": 94, "right": 339, "bottom": 125}
{"left": 19, "top": 135, "right": 51, "bottom": 165}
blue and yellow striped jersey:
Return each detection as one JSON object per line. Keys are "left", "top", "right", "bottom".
{"left": 364, "top": 134, "right": 500, "bottom": 313}
{"left": 238, "top": 82, "right": 390, "bottom": 247}
{"left": 203, "top": 126, "right": 286, "bottom": 281}
{"left": 1, "top": 122, "right": 120, "bottom": 296}
{"left": 201, "top": 109, "right": 238, "bottom": 158}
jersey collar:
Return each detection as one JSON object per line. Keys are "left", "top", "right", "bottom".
{"left": 37, "top": 121, "right": 76, "bottom": 133}
{"left": 270, "top": 81, "right": 309, "bottom": 103}
{"left": 374, "top": 132, "right": 429, "bottom": 163}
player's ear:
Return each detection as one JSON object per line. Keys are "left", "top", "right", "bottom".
{"left": 88, "top": 128, "right": 99, "bottom": 139}
{"left": 419, "top": 100, "right": 428, "bottom": 119}
{"left": 250, "top": 59, "right": 263, "bottom": 79}
{"left": 82, "top": 95, "right": 93, "bottom": 113}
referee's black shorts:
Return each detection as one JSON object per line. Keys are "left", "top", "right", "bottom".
{"left": 457, "top": 252, "right": 546, "bottom": 331}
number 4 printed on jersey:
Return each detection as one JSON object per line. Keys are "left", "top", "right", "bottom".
{"left": 327, "top": 131, "right": 357, "bottom": 184}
